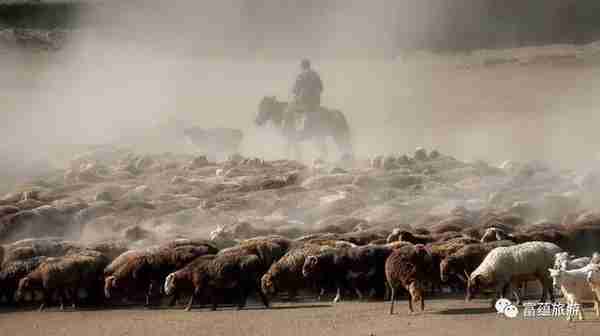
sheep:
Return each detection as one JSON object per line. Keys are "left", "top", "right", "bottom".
{"left": 86, "top": 240, "right": 129, "bottom": 262}
{"left": 3, "top": 238, "right": 84, "bottom": 264}
{"left": 163, "top": 254, "right": 217, "bottom": 309}
{"left": 466, "top": 241, "right": 562, "bottom": 306}
{"left": 424, "top": 238, "right": 479, "bottom": 293}
{"left": 0, "top": 256, "right": 47, "bottom": 304}
{"left": 385, "top": 244, "right": 429, "bottom": 314}
{"left": 548, "top": 263, "right": 600, "bottom": 320}
{"left": 554, "top": 252, "right": 592, "bottom": 271}
{"left": 389, "top": 230, "right": 435, "bottom": 245}
{"left": 218, "top": 239, "right": 290, "bottom": 273}
{"left": 16, "top": 251, "right": 109, "bottom": 311}
{"left": 104, "top": 245, "right": 211, "bottom": 305}
{"left": 480, "top": 227, "right": 510, "bottom": 243}
{"left": 440, "top": 240, "right": 515, "bottom": 284}
{"left": 302, "top": 245, "right": 393, "bottom": 303}
{"left": 586, "top": 266, "right": 600, "bottom": 318}
{"left": 261, "top": 244, "right": 330, "bottom": 300}
{"left": 183, "top": 253, "right": 270, "bottom": 311}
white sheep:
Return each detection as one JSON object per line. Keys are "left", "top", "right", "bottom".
{"left": 585, "top": 265, "right": 600, "bottom": 318}
{"left": 554, "top": 252, "right": 592, "bottom": 270}
{"left": 467, "top": 241, "right": 562, "bottom": 305}
{"left": 549, "top": 263, "right": 599, "bottom": 320}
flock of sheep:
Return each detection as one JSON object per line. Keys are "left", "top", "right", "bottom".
{"left": 3, "top": 145, "right": 600, "bottom": 320}
{"left": 2, "top": 224, "right": 600, "bottom": 320}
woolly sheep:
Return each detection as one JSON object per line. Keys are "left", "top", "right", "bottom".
{"left": 385, "top": 244, "right": 429, "bottom": 314}
{"left": 585, "top": 266, "right": 600, "bottom": 318}
{"left": 549, "top": 263, "right": 599, "bottom": 320}
{"left": 554, "top": 252, "right": 591, "bottom": 271}
{"left": 467, "top": 241, "right": 561, "bottom": 306}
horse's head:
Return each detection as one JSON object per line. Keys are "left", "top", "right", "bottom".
{"left": 255, "top": 96, "right": 278, "bottom": 126}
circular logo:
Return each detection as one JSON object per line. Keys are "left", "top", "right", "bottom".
{"left": 495, "top": 298, "right": 512, "bottom": 314}
{"left": 503, "top": 305, "right": 519, "bottom": 318}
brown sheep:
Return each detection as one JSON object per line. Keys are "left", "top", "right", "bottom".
{"left": 16, "top": 251, "right": 109, "bottom": 310}
{"left": 302, "top": 245, "right": 393, "bottom": 302}
{"left": 385, "top": 244, "right": 429, "bottom": 314}
{"left": 440, "top": 240, "right": 515, "bottom": 285}
{"left": 261, "top": 244, "right": 330, "bottom": 300}
{"left": 163, "top": 254, "right": 217, "bottom": 309}
{"left": 104, "top": 245, "right": 211, "bottom": 305}
{"left": 3, "top": 238, "right": 84, "bottom": 264}
{"left": 183, "top": 253, "right": 270, "bottom": 311}
{"left": 218, "top": 239, "right": 290, "bottom": 273}
{"left": 0, "top": 256, "right": 47, "bottom": 304}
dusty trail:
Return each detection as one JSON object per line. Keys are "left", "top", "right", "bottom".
{"left": 1, "top": 298, "right": 599, "bottom": 336}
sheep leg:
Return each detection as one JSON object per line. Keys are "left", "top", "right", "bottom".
{"left": 185, "top": 288, "right": 199, "bottom": 312}
{"left": 237, "top": 287, "right": 248, "bottom": 310}
{"left": 145, "top": 282, "right": 154, "bottom": 307}
{"left": 420, "top": 296, "right": 425, "bottom": 312}
{"left": 333, "top": 287, "right": 342, "bottom": 303}
{"left": 58, "top": 289, "right": 67, "bottom": 311}
{"left": 257, "top": 284, "right": 270, "bottom": 309}
{"left": 594, "top": 299, "right": 600, "bottom": 318}
{"left": 389, "top": 287, "right": 395, "bottom": 315}
{"left": 408, "top": 290, "right": 414, "bottom": 313}
{"left": 39, "top": 289, "right": 51, "bottom": 312}
{"left": 317, "top": 288, "right": 326, "bottom": 301}
{"left": 168, "top": 291, "right": 179, "bottom": 307}
{"left": 354, "top": 288, "right": 364, "bottom": 301}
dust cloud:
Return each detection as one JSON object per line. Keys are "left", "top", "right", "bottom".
{"left": 2, "top": 0, "right": 600, "bottom": 188}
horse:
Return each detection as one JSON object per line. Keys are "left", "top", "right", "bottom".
{"left": 254, "top": 96, "right": 353, "bottom": 161}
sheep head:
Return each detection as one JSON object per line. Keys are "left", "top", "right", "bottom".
{"left": 587, "top": 267, "right": 600, "bottom": 285}
{"left": 466, "top": 273, "right": 486, "bottom": 301}
{"left": 261, "top": 273, "right": 276, "bottom": 296}
{"left": 439, "top": 257, "right": 453, "bottom": 283}
{"left": 104, "top": 276, "right": 117, "bottom": 299}
{"left": 164, "top": 273, "right": 177, "bottom": 296}
{"left": 15, "top": 277, "right": 32, "bottom": 301}
{"left": 302, "top": 255, "right": 319, "bottom": 278}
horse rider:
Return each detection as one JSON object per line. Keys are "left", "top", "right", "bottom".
{"left": 286, "top": 59, "right": 323, "bottom": 137}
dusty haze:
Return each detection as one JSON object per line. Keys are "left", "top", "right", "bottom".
{"left": 2, "top": 1, "right": 600, "bottom": 190}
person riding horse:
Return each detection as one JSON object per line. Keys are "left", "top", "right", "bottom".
{"left": 285, "top": 59, "right": 323, "bottom": 140}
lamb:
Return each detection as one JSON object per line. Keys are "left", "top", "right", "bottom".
{"left": 553, "top": 252, "right": 591, "bottom": 271}
{"left": 385, "top": 244, "right": 429, "bottom": 314}
{"left": 466, "top": 241, "right": 561, "bottom": 306}
{"left": 16, "top": 251, "right": 109, "bottom": 310}
{"left": 0, "top": 256, "right": 47, "bottom": 304}
{"left": 548, "top": 263, "right": 600, "bottom": 320}
{"left": 181, "top": 252, "right": 270, "bottom": 311}
{"left": 261, "top": 244, "right": 331, "bottom": 300}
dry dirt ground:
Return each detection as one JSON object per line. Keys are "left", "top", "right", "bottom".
{"left": 1, "top": 297, "right": 600, "bottom": 336}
